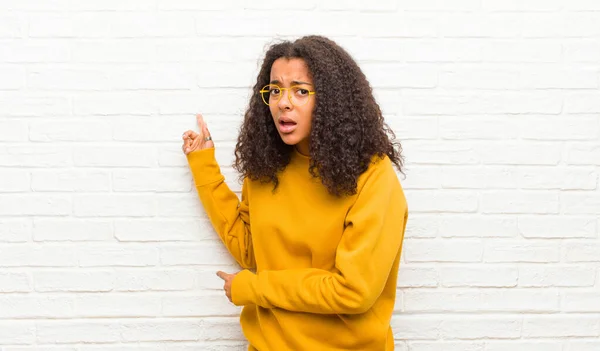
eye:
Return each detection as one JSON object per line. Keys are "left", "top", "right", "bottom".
{"left": 295, "top": 88, "right": 309, "bottom": 96}
{"left": 270, "top": 88, "right": 280, "bottom": 95}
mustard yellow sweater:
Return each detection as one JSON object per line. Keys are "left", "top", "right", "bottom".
{"left": 187, "top": 147, "right": 408, "bottom": 351}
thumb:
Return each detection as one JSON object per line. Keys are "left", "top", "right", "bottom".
{"left": 216, "top": 271, "right": 228, "bottom": 280}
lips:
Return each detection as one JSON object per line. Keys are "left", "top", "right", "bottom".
{"left": 278, "top": 116, "right": 297, "bottom": 134}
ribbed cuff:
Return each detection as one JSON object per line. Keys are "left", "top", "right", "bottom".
{"left": 186, "top": 148, "right": 224, "bottom": 186}
{"left": 231, "top": 269, "right": 258, "bottom": 306}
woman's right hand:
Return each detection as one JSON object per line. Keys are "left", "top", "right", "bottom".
{"left": 182, "top": 113, "right": 214, "bottom": 155}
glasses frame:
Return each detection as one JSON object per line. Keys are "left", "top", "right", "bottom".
{"left": 259, "top": 84, "right": 316, "bottom": 107}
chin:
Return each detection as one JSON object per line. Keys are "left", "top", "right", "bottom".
{"left": 279, "top": 134, "right": 299, "bottom": 146}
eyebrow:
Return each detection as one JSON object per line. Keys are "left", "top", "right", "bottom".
{"left": 269, "top": 79, "right": 313, "bottom": 86}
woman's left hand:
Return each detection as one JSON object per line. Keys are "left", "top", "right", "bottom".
{"left": 216, "top": 271, "right": 237, "bottom": 302}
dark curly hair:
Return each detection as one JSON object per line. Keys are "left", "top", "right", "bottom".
{"left": 233, "top": 35, "right": 404, "bottom": 197}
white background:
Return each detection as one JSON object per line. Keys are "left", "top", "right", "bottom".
{"left": 1, "top": 0, "right": 599, "bottom": 350}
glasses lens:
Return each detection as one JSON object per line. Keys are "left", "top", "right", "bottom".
{"left": 260, "top": 84, "right": 281, "bottom": 106}
{"left": 290, "top": 86, "right": 311, "bottom": 106}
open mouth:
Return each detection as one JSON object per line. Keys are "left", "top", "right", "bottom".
{"left": 278, "top": 119, "right": 297, "bottom": 133}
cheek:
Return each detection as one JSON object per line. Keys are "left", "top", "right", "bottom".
{"left": 298, "top": 112, "right": 312, "bottom": 137}
{"left": 301, "top": 104, "right": 314, "bottom": 128}
{"left": 269, "top": 105, "right": 278, "bottom": 119}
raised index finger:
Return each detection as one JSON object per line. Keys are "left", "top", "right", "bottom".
{"left": 196, "top": 113, "right": 206, "bottom": 130}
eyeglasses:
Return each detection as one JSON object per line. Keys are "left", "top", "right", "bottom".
{"left": 259, "top": 84, "right": 316, "bottom": 107}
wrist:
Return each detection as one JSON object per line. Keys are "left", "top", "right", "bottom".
{"left": 231, "top": 269, "right": 257, "bottom": 306}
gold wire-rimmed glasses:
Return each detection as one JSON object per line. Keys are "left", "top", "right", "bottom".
{"left": 259, "top": 84, "right": 316, "bottom": 107}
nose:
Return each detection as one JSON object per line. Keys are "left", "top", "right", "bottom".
{"left": 277, "top": 89, "right": 293, "bottom": 110}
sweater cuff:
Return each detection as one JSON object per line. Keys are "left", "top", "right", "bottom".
{"left": 232, "top": 269, "right": 258, "bottom": 306}
{"left": 186, "top": 148, "right": 224, "bottom": 186}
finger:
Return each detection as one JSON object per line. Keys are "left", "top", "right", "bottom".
{"left": 216, "top": 271, "right": 228, "bottom": 280}
{"left": 182, "top": 140, "right": 190, "bottom": 152}
{"left": 190, "top": 136, "right": 201, "bottom": 150}
{"left": 188, "top": 131, "right": 199, "bottom": 141}
{"left": 182, "top": 130, "right": 198, "bottom": 141}
{"left": 195, "top": 125, "right": 204, "bottom": 142}
{"left": 202, "top": 124, "right": 212, "bottom": 141}
{"left": 196, "top": 113, "right": 206, "bottom": 130}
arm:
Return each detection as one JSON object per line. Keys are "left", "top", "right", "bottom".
{"left": 230, "top": 157, "right": 407, "bottom": 314}
{"left": 186, "top": 148, "right": 255, "bottom": 269}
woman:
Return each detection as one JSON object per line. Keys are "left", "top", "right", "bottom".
{"left": 182, "top": 35, "right": 408, "bottom": 351}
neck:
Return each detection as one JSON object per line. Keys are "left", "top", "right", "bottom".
{"left": 294, "top": 145, "right": 309, "bottom": 157}
{"left": 295, "top": 139, "right": 310, "bottom": 156}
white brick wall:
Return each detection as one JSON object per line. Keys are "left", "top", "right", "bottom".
{"left": 0, "top": 0, "right": 599, "bottom": 349}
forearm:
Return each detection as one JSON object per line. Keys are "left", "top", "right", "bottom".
{"left": 187, "top": 149, "right": 255, "bottom": 269}
{"left": 232, "top": 267, "right": 381, "bottom": 314}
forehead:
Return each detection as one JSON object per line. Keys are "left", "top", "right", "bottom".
{"left": 269, "top": 57, "right": 312, "bottom": 82}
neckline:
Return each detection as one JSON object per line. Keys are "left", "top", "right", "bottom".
{"left": 292, "top": 146, "right": 310, "bottom": 161}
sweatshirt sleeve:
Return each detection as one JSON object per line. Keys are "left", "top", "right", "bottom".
{"left": 230, "top": 157, "right": 407, "bottom": 314}
{"left": 186, "top": 148, "right": 255, "bottom": 269}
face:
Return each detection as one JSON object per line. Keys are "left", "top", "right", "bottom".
{"left": 267, "top": 57, "right": 315, "bottom": 156}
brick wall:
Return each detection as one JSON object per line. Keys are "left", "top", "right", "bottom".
{"left": 1, "top": 0, "right": 599, "bottom": 350}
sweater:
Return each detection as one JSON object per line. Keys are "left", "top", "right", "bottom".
{"left": 186, "top": 147, "right": 408, "bottom": 351}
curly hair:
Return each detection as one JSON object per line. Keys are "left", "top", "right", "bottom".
{"left": 233, "top": 35, "right": 404, "bottom": 197}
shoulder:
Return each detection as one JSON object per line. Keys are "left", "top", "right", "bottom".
{"left": 356, "top": 154, "right": 400, "bottom": 193}
{"left": 351, "top": 154, "right": 408, "bottom": 214}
